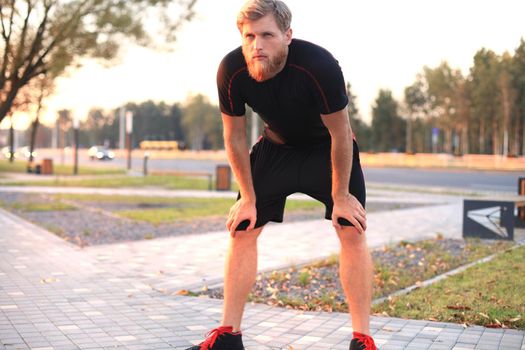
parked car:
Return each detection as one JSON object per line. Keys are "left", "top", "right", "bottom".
{"left": 88, "top": 146, "right": 115, "bottom": 161}
{"left": 18, "top": 146, "right": 37, "bottom": 159}
{"left": 1, "top": 146, "right": 16, "bottom": 159}
{"left": 2, "top": 146, "right": 38, "bottom": 160}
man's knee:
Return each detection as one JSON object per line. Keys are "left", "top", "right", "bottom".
{"left": 231, "top": 226, "right": 263, "bottom": 245}
{"left": 336, "top": 226, "right": 367, "bottom": 248}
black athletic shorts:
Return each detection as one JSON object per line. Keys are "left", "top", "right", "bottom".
{"left": 239, "top": 136, "right": 366, "bottom": 229}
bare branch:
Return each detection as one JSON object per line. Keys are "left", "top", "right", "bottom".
{"left": 13, "top": 0, "right": 34, "bottom": 74}
{"left": 25, "top": 0, "right": 93, "bottom": 76}
{"left": 0, "top": 0, "right": 15, "bottom": 91}
{"left": 0, "top": 5, "right": 8, "bottom": 40}
{"left": 17, "top": 1, "right": 51, "bottom": 76}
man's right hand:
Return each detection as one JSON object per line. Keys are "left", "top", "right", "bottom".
{"left": 226, "top": 198, "right": 257, "bottom": 237}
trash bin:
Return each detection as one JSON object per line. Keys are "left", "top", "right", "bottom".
{"left": 216, "top": 165, "right": 231, "bottom": 191}
{"left": 41, "top": 158, "right": 53, "bottom": 175}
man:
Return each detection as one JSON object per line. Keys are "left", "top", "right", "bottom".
{"left": 186, "top": 1, "right": 376, "bottom": 349}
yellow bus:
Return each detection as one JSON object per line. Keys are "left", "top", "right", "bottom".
{"left": 139, "top": 140, "right": 180, "bottom": 150}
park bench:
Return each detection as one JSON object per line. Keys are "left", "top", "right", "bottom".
{"left": 463, "top": 178, "right": 525, "bottom": 241}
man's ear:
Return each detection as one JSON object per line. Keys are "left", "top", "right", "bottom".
{"left": 285, "top": 28, "right": 293, "bottom": 45}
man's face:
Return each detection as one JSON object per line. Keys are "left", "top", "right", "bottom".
{"left": 241, "top": 14, "right": 292, "bottom": 82}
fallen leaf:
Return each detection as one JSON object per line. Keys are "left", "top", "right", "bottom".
{"left": 485, "top": 323, "right": 502, "bottom": 328}
{"left": 447, "top": 305, "right": 471, "bottom": 311}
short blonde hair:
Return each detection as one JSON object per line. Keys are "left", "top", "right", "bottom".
{"left": 237, "top": 0, "right": 292, "bottom": 33}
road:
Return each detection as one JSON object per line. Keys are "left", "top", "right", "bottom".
{"left": 362, "top": 167, "right": 521, "bottom": 193}
{"left": 39, "top": 151, "right": 522, "bottom": 194}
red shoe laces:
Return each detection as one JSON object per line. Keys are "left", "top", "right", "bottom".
{"left": 200, "top": 326, "right": 236, "bottom": 350}
{"left": 353, "top": 331, "right": 377, "bottom": 350}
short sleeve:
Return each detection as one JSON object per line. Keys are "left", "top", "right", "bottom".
{"left": 305, "top": 53, "right": 348, "bottom": 115}
{"left": 217, "top": 53, "right": 247, "bottom": 117}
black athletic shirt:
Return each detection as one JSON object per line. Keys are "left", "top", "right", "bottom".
{"left": 217, "top": 39, "right": 348, "bottom": 146}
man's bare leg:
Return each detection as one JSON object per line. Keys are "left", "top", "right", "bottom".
{"left": 337, "top": 226, "right": 373, "bottom": 335}
{"left": 221, "top": 227, "right": 264, "bottom": 332}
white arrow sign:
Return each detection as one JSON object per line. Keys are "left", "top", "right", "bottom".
{"left": 467, "top": 206, "right": 508, "bottom": 238}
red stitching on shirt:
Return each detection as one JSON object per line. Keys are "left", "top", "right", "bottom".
{"left": 228, "top": 67, "right": 247, "bottom": 114}
{"left": 289, "top": 64, "right": 330, "bottom": 114}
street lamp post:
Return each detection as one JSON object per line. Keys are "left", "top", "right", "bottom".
{"left": 73, "top": 115, "right": 79, "bottom": 175}
{"left": 126, "top": 111, "right": 133, "bottom": 171}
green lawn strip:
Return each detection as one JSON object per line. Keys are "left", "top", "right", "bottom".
{"left": 0, "top": 160, "right": 125, "bottom": 176}
{"left": 5, "top": 174, "right": 211, "bottom": 189}
{"left": 372, "top": 245, "right": 525, "bottom": 330}
{"left": 52, "top": 194, "right": 322, "bottom": 224}
{"left": 111, "top": 199, "right": 322, "bottom": 224}
{"left": 372, "top": 239, "right": 515, "bottom": 299}
{"left": 0, "top": 199, "right": 76, "bottom": 212}
{"left": 0, "top": 161, "right": 29, "bottom": 173}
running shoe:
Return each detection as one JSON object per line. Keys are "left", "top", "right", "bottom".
{"left": 185, "top": 326, "right": 244, "bottom": 350}
{"left": 349, "top": 331, "right": 377, "bottom": 350}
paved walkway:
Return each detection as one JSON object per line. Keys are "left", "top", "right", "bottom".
{"left": 1, "top": 188, "right": 524, "bottom": 349}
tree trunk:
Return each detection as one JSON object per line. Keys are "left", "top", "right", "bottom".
{"left": 29, "top": 118, "right": 39, "bottom": 163}
{"left": 500, "top": 80, "right": 511, "bottom": 156}
{"left": 445, "top": 128, "right": 453, "bottom": 154}
{"left": 28, "top": 83, "right": 46, "bottom": 164}
{"left": 479, "top": 119, "right": 485, "bottom": 154}
{"left": 406, "top": 116, "right": 413, "bottom": 153}
{"left": 9, "top": 117, "right": 15, "bottom": 163}
{"left": 492, "top": 119, "right": 500, "bottom": 155}
{"left": 513, "top": 115, "right": 519, "bottom": 156}
{"left": 521, "top": 115, "right": 525, "bottom": 156}
{"left": 462, "top": 122, "right": 469, "bottom": 155}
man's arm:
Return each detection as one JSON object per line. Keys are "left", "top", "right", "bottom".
{"left": 321, "top": 107, "right": 367, "bottom": 233}
{"left": 222, "top": 113, "right": 257, "bottom": 235}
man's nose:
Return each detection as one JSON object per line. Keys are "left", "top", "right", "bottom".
{"left": 253, "top": 37, "right": 263, "bottom": 51}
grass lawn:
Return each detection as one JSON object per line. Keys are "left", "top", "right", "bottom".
{"left": 5, "top": 174, "right": 214, "bottom": 190}
{"left": 0, "top": 198, "right": 76, "bottom": 212}
{"left": 0, "top": 160, "right": 125, "bottom": 176}
{"left": 372, "top": 244, "right": 525, "bottom": 329}
{"left": 53, "top": 193, "right": 323, "bottom": 224}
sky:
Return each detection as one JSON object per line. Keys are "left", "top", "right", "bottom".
{"left": 2, "top": 0, "right": 525, "bottom": 130}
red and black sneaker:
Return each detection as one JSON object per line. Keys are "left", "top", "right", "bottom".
{"left": 185, "top": 326, "right": 244, "bottom": 350}
{"left": 349, "top": 331, "right": 377, "bottom": 350}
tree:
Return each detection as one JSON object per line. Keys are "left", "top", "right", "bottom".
{"left": 469, "top": 49, "right": 501, "bottom": 154}
{"left": 83, "top": 108, "right": 111, "bottom": 147}
{"left": 124, "top": 100, "right": 183, "bottom": 147}
{"left": 511, "top": 38, "right": 525, "bottom": 155}
{"left": 27, "top": 75, "right": 54, "bottom": 163}
{"left": 424, "top": 62, "right": 464, "bottom": 154}
{"left": 499, "top": 52, "right": 517, "bottom": 156}
{"left": 404, "top": 74, "right": 429, "bottom": 153}
{"left": 455, "top": 77, "right": 471, "bottom": 155}
{"left": 181, "top": 94, "right": 222, "bottom": 150}
{"left": 0, "top": 0, "right": 197, "bottom": 124}
{"left": 346, "top": 82, "right": 371, "bottom": 150}
{"left": 371, "top": 89, "right": 406, "bottom": 152}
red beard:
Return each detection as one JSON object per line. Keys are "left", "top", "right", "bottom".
{"left": 243, "top": 45, "right": 288, "bottom": 82}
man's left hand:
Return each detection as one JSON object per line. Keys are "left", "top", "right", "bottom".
{"left": 332, "top": 193, "right": 367, "bottom": 234}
